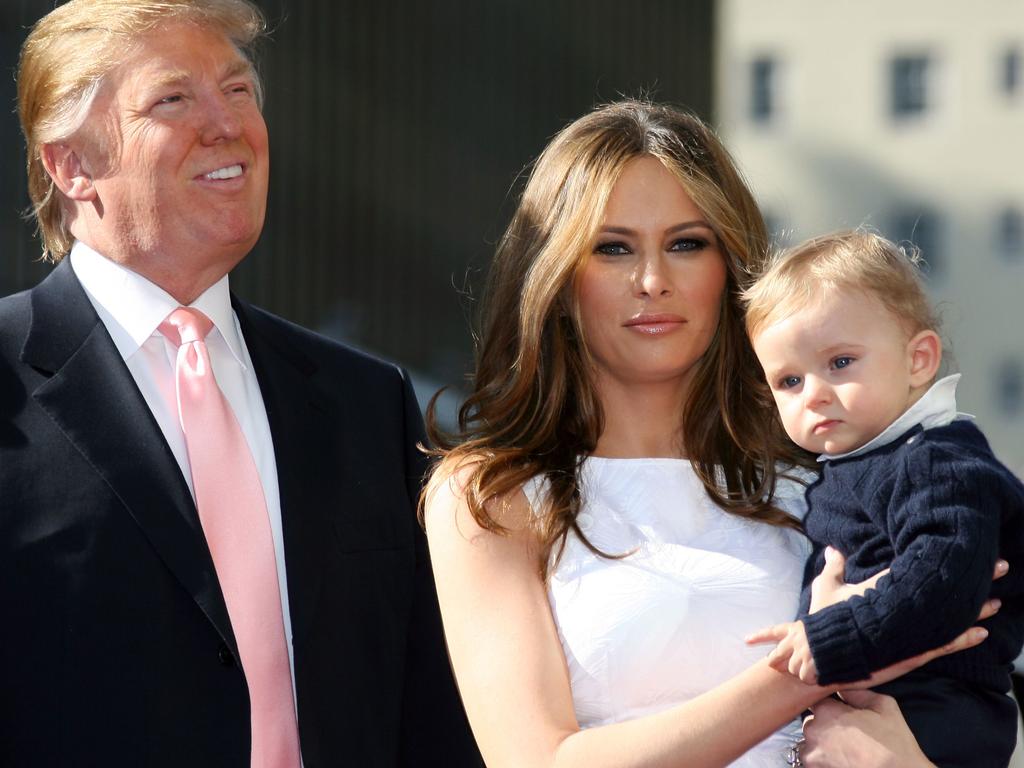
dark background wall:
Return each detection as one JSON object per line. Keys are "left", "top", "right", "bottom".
{"left": 2, "top": 0, "right": 714, "bottom": 399}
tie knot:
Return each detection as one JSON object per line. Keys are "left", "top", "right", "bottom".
{"left": 160, "top": 307, "right": 215, "bottom": 346}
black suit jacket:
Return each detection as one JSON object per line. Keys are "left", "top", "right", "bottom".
{"left": 0, "top": 260, "right": 481, "bottom": 767}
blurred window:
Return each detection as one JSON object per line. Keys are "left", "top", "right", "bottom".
{"left": 750, "top": 57, "right": 776, "bottom": 124}
{"left": 889, "top": 209, "right": 942, "bottom": 281}
{"left": 890, "top": 55, "right": 930, "bottom": 118}
{"left": 996, "top": 359, "right": 1024, "bottom": 416}
{"left": 998, "top": 207, "right": 1024, "bottom": 262}
{"left": 999, "top": 205, "right": 1024, "bottom": 264}
{"left": 1002, "top": 47, "right": 1021, "bottom": 97}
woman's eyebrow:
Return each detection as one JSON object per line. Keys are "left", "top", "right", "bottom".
{"left": 597, "top": 220, "right": 712, "bottom": 236}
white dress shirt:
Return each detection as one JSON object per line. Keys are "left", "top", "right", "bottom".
{"left": 70, "top": 240, "right": 298, "bottom": 693}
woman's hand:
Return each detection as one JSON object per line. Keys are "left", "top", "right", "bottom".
{"left": 793, "top": 558, "right": 1009, "bottom": 767}
{"left": 752, "top": 551, "right": 1005, "bottom": 689}
{"left": 809, "top": 547, "right": 1008, "bottom": 615}
{"left": 806, "top": 550, "right": 1006, "bottom": 689}
{"left": 801, "top": 689, "right": 933, "bottom": 768}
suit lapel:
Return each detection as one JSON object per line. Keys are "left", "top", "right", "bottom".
{"left": 233, "top": 299, "right": 337, "bottom": 644}
{"left": 23, "top": 260, "right": 238, "bottom": 654}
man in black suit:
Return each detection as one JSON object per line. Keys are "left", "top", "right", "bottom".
{"left": 1, "top": 1, "right": 480, "bottom": 766}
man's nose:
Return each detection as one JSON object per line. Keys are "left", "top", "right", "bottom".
{"left": 199, "top": 93, "right": 243, "bottom": 144}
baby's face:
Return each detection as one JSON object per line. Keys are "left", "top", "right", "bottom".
{"left": 750, "top": 288, "right": 920, "bottom": 455}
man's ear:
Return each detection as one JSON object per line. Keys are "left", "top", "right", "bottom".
{"left": 40, "top": 143, "right": 97, "bottom": 202}
{"left": 908, "top": 329, "right": 942, "bottom": 387}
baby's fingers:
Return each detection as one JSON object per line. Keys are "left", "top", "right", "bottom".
{"left": 745, "top": 624, "right": 789, "bottom": 645}
{"left": 798, "top": 658, "right": 819, "bottom": 685}
{"left": 767, "top": 650, "right": 789, "bottom": 673}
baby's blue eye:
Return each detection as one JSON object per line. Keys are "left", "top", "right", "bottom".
{"left": 779, "top": 375, "right": 801, "bottom": 390}
{"left": 833, "top": 356, "right": 855, "bottom": 369}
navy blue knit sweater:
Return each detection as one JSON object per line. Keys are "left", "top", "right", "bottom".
{"left": 799, "top": 419, "right": 1024, "bottom": 689}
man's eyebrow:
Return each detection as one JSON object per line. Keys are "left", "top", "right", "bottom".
{"left": 142, "top": 60, "right": 253, "bottom": 91}
{"left": 146, "top": 69, "right": 191, "bottom": 91}
{"left": 222, "top": 59, "right": 255, "bottom": 81}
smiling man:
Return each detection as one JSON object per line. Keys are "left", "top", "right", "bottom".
{"left": 2, "top": 2, "right": 480, "bottom": 766}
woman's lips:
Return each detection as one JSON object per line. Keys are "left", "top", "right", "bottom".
{"left": 623, "top": 314, "right": 686, "bottom": 335}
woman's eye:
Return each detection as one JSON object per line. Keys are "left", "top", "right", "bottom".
{"left": 594, "top": 241, "right": 630, "bottom": 256}
{"left": 157, "top": 94, "right": 183, "bottom": 105}
{"left": 779, "top": 375, "right": 801, "bottom": 390}
{"left": 668, "top": 237, "right": 706, "bottom": 252}
{"left": 832, "top": 356, "right": 855, "bottom": 370}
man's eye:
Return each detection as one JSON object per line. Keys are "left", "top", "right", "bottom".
{"left": 594, "top": 241, "right": 630, "bottom": 256}
{"left": 158, "top": 94, "right": 183, "bottom": 105}
{"left": 833, "top": 356, "right": 855, "bottom": 370}
{"left": 778, "top": 376, "right": 801, "bottom": 390}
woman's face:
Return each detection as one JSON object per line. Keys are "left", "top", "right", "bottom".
{"left": 576, "top": 156, "right": 727, "bottom": 397}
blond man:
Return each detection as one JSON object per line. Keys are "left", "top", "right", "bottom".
{"left": 3, "top": 2, "right": 480, "bottom": 765}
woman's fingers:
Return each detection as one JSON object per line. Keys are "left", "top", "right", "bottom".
{"left": 802, "top": 691, "right": 930, "bottom": 768}
{"left": 979, "top": 597, "right": 1002, "bottom": 621}
{"left": 995, "top": 559, "right": 1009, "bottom": 579}
{"left": 835, "top": 688, "right": 894, "bottom": 713}
{"left": 851, "top": 626, "right": 990, "bottom": 689}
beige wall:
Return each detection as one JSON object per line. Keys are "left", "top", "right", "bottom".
{"left": 717, "top": 0, "right": 1024, "bottom": 473}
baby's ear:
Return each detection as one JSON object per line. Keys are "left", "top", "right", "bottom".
{"left": 908, "top": 329, "right": 942, "bottom": 387}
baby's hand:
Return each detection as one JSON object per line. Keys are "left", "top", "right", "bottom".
{"left": 745, "top": 620, "right": 818, "bottom": 684}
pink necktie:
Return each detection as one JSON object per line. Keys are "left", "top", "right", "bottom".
{"left": 160, "top": 307, "right": 301, "bottom": 768}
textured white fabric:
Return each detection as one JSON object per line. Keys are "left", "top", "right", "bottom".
{"left": 525, "top": 458, "right": 811, "bottom": 767}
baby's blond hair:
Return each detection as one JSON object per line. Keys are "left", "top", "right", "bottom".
{"left": 743, "top": 229, "right": 938, "bottom": 340}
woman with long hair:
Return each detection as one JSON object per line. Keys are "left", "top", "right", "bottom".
{"left": 422, "top": 100, "right": 994, "bottom": 767}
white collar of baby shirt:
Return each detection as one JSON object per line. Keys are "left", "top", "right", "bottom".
{"left": 817, "top": 373, "right": 975, "bottom": 463}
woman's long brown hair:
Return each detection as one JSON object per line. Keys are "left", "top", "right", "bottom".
{"left": 422, "top": 100, "right": 812, "bottom": 577}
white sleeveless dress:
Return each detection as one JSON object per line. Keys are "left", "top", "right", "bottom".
{"left": 524, "top": 458, "right": 811, "bottom": 767}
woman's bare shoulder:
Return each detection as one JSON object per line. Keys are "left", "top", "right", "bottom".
{"left": 424, "top": 453, "right": 535, "bottom": 545}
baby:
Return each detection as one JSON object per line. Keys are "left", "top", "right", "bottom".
{"left": 742, "top": 230, "right": 1024, "bottom": 767}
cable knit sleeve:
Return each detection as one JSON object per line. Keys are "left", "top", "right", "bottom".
{"left": 803, "top": 430, "right": 1003, "bottom": 685}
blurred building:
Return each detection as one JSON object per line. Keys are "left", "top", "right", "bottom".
{"left": 716, "top": 0, "right": 1024, "bottom": 473}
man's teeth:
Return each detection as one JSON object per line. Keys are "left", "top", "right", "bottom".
{"left": 205, "top": 164, "right": 243, "bottom": 180}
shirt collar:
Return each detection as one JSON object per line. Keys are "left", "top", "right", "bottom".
{"left": 817, "top": 373, "right": 973, "bottom": 462}
{"left": 69, "top": 240, "right": 247, "bottom": 368}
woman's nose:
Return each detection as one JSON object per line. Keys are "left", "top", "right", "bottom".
{"left": 634, "top": 255, "right": 672, "bottom": 297}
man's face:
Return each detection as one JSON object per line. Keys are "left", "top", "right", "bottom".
{"left": 77, "top": 21, "right": 269, "bottom": 297}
